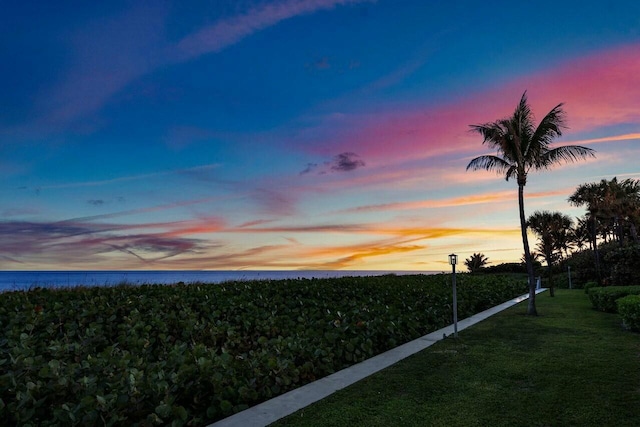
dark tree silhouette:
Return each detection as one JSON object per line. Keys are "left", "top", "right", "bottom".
{"left": 465, "top": 253, "right": 489, "bottom": 273}
{"left": 528, "top": 211, "right": 573, "bottom": 297}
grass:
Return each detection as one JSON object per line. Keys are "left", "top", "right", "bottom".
{"left": 274, "top": 290, "right": 640, "bottom": 427}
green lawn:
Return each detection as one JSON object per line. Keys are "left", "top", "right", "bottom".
{"left": 274, "top": 290, "right": 640, "bottom": 427}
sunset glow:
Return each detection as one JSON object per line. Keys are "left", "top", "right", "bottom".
{"left": 2, "top": 1, "right": 639, "bottom": 271}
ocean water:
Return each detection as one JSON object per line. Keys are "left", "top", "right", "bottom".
{"left": 0, "top": 270, "right": 439, "bottom": 292}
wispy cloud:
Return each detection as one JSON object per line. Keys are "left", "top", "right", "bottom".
{"left": 1, "top": 208, "right": 39, "bottom": 218}
{"left": 337, "top": 188, "right": 573, "bottom": 214}
{"left": 0, "top": 211, "right": 523, "bottom": 269}
{"left": 228, "top": 221, "right": 521, "bottom": 239}
{"left": 32, "top": 0, "right": 373, "bottom": 130}
{"left": 0, "top": 216, "right": 225, "bottom": 267}
{"left": 300, "top": 151, "right": 366, "bottom": 175}
{"left": 562, "top": 133, "right": 640, "bottom": 146}
{"left": 174, "top": 0, "right": 373, "bottom": 61}
{"left": 307, "top": 243, "right": 425, "bottom": 269}
{"left": 36, "top": 3, "right": 168, "bottom": 128}
{"left": 33, "top": 164, "right": 220, "bottom": 191}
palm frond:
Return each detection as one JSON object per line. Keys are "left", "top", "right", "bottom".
{"left": 505, "top": 165, "right": 518, "bottom": 181}
{"left": 512, "top": 91, "right": 535, "bottom": 146}
{"left": 540, "top": 145, "right": 596, "bottom": 168}
{"left": 469, "top": 122, "right": 505, "bottom": 148}
{"left": 530, "top": 103, "right": 566, "bottom": 150}
{"left": 466, "top": 155, "right": 513, "bottom": 176}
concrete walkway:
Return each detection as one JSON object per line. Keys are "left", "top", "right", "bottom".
{"left": 209, "top": 289, "right": 547, "bottom": 427}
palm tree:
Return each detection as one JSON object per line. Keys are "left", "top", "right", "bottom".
{"left": 602, "top": 178, "right": 640, "bottom": 244}
{"left": 521, "top": 250, "right": 543, "bottom": 266}
{"left": 569, "top": 182, "right": 603, "bottom": 232}
{"left": 528, "top": 211, "right": 573, "bottom": 297}
{"left": 571, "top": 216, "right": 591, "bottom": 251}
{"left": 467, "top": 91, "right": 595, "bottom": 315}
{"left": 569, "top": 180, "right": 610, "bottom": 284}
{"left": 465, "top": 253, "right": 489, "bottom": 273}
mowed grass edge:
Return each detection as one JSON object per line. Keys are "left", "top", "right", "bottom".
{"left": 274, "top": 290, "right": 640, "bottom": 427}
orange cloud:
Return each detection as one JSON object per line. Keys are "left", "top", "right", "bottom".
{"left": 306, "top": 244, "right": 425, "bottom": 269}
{"left": 160, "top": 219, "right": 227, "bottom": 237}
{"left": 337, "top": 188, "right": 572, "bottom": 214}
{"left": 562, "top": 133, "right": 640, "bottom": 146}
{"left": 224, "top": 220, "right": 521, "bottom": 241}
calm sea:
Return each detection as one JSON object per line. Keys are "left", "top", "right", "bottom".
{"left": 0, "top": 270, "right": 439, "bottom": 292}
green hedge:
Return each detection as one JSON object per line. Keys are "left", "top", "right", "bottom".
{"left": 588, "top": 286, "right": 640, "bottom": 313}
{"left": 583, "top": 281, "right": 598, "bottom": 294}
{"left": 617, "top": 295, "right": 640, "bottom": 332}
{"left": 0, "top": 274, "right": 526, "bottom": 426}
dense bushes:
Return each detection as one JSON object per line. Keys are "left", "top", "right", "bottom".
{"left": 604, "top": 244, "right": 640, "bottom": 286}
{"left": 583, "top": 281, "right": 598, "bottom": 294}
{"left": 479, "top": 263, "right": 532, "bottom": 274}
{"left": 567, "top": 249, "right": 602, "bottom": 287}
{"left": 0, "top": 274, "right": 525, "bottom": 426}
{"left": 567, "top": 243, "right": 640, "bottom": 287}
{"left": 588, "top": 286, "right": 640, "bottom": 313}
{"left": 617, "top": 295, "right": 640, "bottom": 331}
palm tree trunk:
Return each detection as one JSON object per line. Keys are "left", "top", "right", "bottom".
{"left": 518, "top": 183, "right": 537, "bottom": 315}
{"left": 630, "top": 221, "right": 638, "bottom": 243}
{"left": 591, "top": 215, "right": 602, "bottom": 285}
{"left": 547, "top": 262, "right": 554, "bottom": 297}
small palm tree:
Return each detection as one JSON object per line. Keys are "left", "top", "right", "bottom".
{"left": 467, "top": 91, "right": 595, "bottom": 315}
{"left": 465, "top": 253, "right": 489, "bottom": 273}
{"left": 528, "top": 210, "right": 573, "bottom": 297}
{"left": 569, "top": 181, "right": 608, "bottom": 283}
{"left": 571, "top": 216, "right": 591, "bottom": 251}
{"left": 522, "top": 250, "right": 543, "bottom": 265}
{"left": 601, "top": 178, "right": 640, "bottom": 244}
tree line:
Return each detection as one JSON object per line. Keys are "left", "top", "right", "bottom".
{"left": 464, "top": 176, "right": 640, "bottom": 298}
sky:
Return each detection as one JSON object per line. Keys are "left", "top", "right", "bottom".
{"left": 1, "top": 0, "right": 640, "bottom": 272}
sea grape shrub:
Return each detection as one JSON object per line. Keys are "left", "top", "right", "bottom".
{"left": 617, "top": 295, "right": 640, "bottom": 331}
{"left": 0, "top": 274, "right": 526, "bottom": 426}
{"left": 588, "top": 286, "right": 640, "bottom": 313}
{"left": 584, "top": 281, "right": 599, "bottom": 294}
{"left": 616, "top": 295, "right": 640, "bottom": 331}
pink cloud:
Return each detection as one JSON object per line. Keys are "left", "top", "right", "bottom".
{"left": 304, "top": 43, "right": 640, "bottom": 166}
{"left": 520, "top": 44, "right": 640, "bottom": 131}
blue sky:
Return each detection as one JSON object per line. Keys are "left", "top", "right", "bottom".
{"left": 1, "top": 0, "right": 640, "bottom": 270}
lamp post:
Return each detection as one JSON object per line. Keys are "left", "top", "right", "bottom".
{"left": 449, "top": 253, "right": 458, "bottom": 338}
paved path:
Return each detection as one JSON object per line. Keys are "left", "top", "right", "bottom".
{"left": 209, "top": 289, "right": 547, "bottom": 427}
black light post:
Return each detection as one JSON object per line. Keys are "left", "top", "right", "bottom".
{"left": 449, "top": 253, "right": 458, "bottom": 338}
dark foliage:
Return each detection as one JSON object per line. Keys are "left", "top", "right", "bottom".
{"left": 587, "top": 286, "right": 640, "bottom": 313}
{"left": 0, "top": 274, "right": 526, "bottom": 426}
{"left": 617, "top": 295, "right": 640, "bottom": 331}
